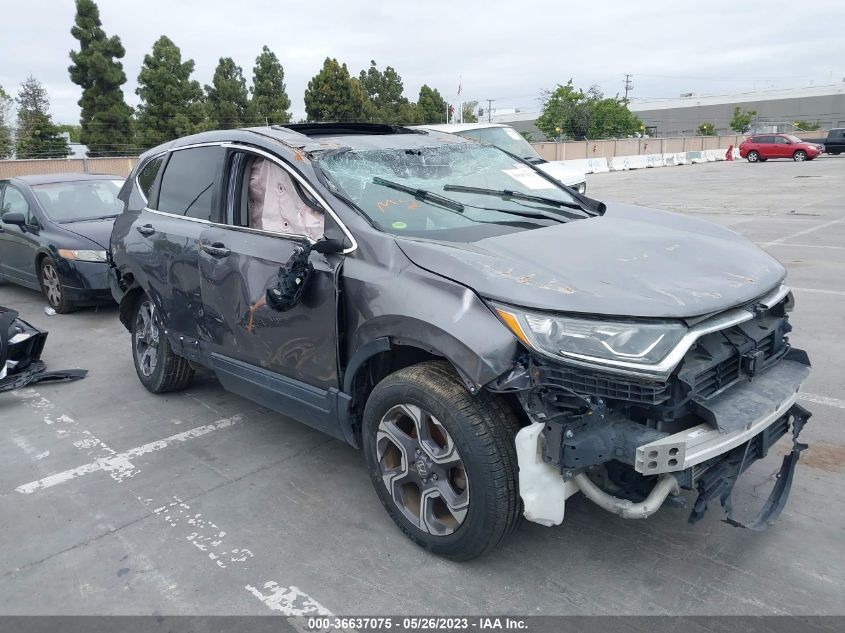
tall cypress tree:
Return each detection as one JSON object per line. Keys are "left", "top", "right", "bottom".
{"left": 205, "top": 57, "right": 249, "bottom": 129}
{"left": 247, "top": 46, "right": 291, "bottom": 126}
{"left": 0, "top": 85, "right": 13, "bottom": 159}
{"left": 68, "top": 0, "right": 133, "bottom": 156}
{"left": 135, "top": 36, "right": 205, "bottom": 148}
{"left": 15, "top": 76, "right": 70, "bottom": 159}
{"left": 304, "top": 58, "right": 365, "bottom": 123}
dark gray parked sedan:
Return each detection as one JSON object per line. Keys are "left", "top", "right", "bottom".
{"left": 0, "top": 173, "right": 123, "bottom": 312}
{"left": 110, "top": 123, "right": 812, "bottom": 560}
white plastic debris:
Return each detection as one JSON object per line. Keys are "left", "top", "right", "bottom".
{"left": 44, "top": 306, "right": 56, "bottom": 316}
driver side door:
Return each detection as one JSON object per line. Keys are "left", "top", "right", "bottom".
{"left": 197, "top": 146, "right": 348, "bottom": 439}
{"left": 0, "top": 183, "right": 41, "bottom": 287}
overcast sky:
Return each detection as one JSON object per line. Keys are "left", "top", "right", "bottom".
{"left": 2, "top": 0, "right": 844, "bottom": 125}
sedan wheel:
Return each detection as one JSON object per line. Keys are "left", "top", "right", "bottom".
{"left": 747, "top": 151, "right": 759, "bottom": 163}
{"left": 376, "top": 403, "right": 469, "bottom": 536}
{"left": 793, "top": 150, "right": 807, "bottom": 162}
{"left": 40, "top": 259, "right": 74, "bottom": 313}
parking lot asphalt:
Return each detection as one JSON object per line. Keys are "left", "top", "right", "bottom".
{"left": 1, "top": 156, "right": 843, "bottom": 617}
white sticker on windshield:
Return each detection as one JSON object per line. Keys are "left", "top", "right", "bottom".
{"left": 502, "top": 167, "right": 555, "bottom": 190}
{"left": 504, "top": 127, "right": 523, "bottom": 140}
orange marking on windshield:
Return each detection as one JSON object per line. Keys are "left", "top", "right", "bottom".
{"left": 377, "top": 199, "right": 398, "bottom": 213}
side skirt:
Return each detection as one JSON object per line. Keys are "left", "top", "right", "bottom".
{"left": 211, "top": 353, "right": 351, "bottom": 442}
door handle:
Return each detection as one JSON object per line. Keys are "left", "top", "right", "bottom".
{"left": 200, "top": 241, "right": 231, "bottom": 258}
{"left": 136, "top": 224, "right": 155, "bottom": 237}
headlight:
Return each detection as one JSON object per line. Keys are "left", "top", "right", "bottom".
{"left": 493, "top": 304, "right": 687, "bottom": 370}
{"left": 57, "top": 249, "right": 108, "bottom": 263}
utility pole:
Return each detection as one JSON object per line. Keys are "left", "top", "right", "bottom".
{"left": 623, "top": 74, "right": 633, "bottom": 104}
{"left": 486, "top": 99, "right": 493, "bottom": 123}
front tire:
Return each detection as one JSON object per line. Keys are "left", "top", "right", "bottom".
{"left": 793, "top": 150, "right": 807, "bottom": 161}
{"left": 40, "top": 259, "right": 75, "bottom": 314}
{"left": 747, "top": 151, "right": 759, "bottom": 163}
{"left": 362, "top": 361, "right": 521, "bottom": 561}
{"left": 131, "top": 296, "right": 194, "bottom": 393}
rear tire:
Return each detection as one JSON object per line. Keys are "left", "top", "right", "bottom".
{"left": 131, "top": 296, "right": 194, "bottom": 393}
{"left": 40, "top": 259, "right": 75, "bottom": 314}
{"left": 793, "top": 150, "right": 807, "bottom": 161}
{"left": 747, "top": 151, "right": 759, "bottom": 163}
{"left": 362, "top": 361, "right": 522, "bottom": 561}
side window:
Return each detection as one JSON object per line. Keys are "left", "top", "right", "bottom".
{"left": 137, "top": 156, "right": 164, "bottom": 203}
{"left": 229, "top": 154, "right": 324, "bottom": 241}
{"left": 157, "top": 146, "right": 225, "bottom": 221}
{"left": 1, "top": 185, "right": 31, "bottom": 222}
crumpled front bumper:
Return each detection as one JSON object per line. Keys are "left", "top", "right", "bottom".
{"left": 514, "top": 349, "right": 812, "bottom": 528}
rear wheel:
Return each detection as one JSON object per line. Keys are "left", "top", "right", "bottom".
{"left": 40, "top": 259, "right": 75, "bottom": 314}
{"left": 131, "top": 296, "right": 194, "bottom": 393}
{"left": 747, "top": 151, "right": 759, "bottom": 163}
{"left": 793, "top": 150, "right": 807, "bottom": 161}
{"left": 362, "top": 361, "right": 521, "bottom": 561}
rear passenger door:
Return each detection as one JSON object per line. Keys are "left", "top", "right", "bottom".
{"left": 757, "top": 136, "right": 776, "bottom": 158}
{"left": 196, "top": 147, "right": 347, "bottom": 438}
{"left": 133, "top": 145, "right": 226, "bottom": 357}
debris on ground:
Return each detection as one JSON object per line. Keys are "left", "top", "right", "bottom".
{"left": 0, "top": 306, "right": 87, "bottom": 393}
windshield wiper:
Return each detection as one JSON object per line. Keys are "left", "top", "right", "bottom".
{"left": 373, "top": 177, "right": 465, "bottom": 213}
{"left": 443, "top": 184, "right": 593, "bottom": 218}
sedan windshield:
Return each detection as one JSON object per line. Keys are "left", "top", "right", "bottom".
{"left": 33, "top": 180, "right": 123, "bottom": 223}
{"left": 317, "top": 143, "right": 581, "bottom": 239}
{"left": 454, "top": 127, "right": 542, "bottom": 162}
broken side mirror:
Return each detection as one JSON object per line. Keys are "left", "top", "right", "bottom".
{"left": 265, "top": 243, "right": 313, "bottom": 312}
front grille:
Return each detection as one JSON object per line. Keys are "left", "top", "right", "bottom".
{"left": 685, "top": 310, "right": 787, "bottom": 400}
{"left": 694, "top": 355, "right": 741, "bottom": 398}
{"left": 534, "top": 361, "right": 671, "bottom": 405}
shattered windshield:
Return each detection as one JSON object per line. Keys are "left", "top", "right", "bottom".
{"left": 317, "top": 143, "right": 579, "bottom": 239}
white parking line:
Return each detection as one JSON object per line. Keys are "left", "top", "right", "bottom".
{"left": 799, "top": 393, "right": 845, "bottom": 410}
{"left": 763, "top": 218, "right": 845, "bottom": 245}
{"left": 761, "top": 243, "right": 845, "bottom": 250}
{"left": 148, "top": 496, "right": 334, "bottom": 622}
{"left": 15, "top": 415, "right": 243, "bottom": 494}
{"left": 791, "top": 287, "right": 845, "bottom": 297}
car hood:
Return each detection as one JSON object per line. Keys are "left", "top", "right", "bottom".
{"left": 58, "top": 218, "right": 115, "bottom": 250}
{"left": 395, "top": 202, "right": 785, "bottom": 319}
{"left": 535, "top": 160, "right": 585, "bottom": 186}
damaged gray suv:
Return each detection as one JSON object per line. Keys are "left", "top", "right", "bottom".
{"left": 110, "top": 123, "right": 812, "bottom": 560}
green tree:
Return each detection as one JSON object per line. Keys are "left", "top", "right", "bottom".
{"left": 304, "top": 58, "right": 365, "bottom": 122}
{"left": 68, "top": 0, "right": 133, "bottom": 156}
{"left": 358, "top": 60, "right": 408, "bottom": 123}
{"left": 729, "top": 106, "right": 757, "bottom": 133}
{"left": 205, "top": 57, "right": 248, "bottom": 129}
{"left": 416, "top": 85, "right": 447, "bottom": 123}
{"left": 0, "top": 85, "right": 13, "bottom": 158}
{"left": 461, "top": 101, "right": 478, "bottom": 123}
{"left": 14, "top": 76, "right": 70, "bottom": 159}
{"left": 247, "top": 45, "right": 290, "bottom": 125}
{"left": 135, "top": 36, "right": 205, "bottom": 148}
{"left": 793, "top": 119, "right": 820, "bottom": 132}
{"left": 537, "top": 81, "right": 641, "bottom": 139}
{"left": 697, "top": 122, "right": 716, "bottom": 136}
